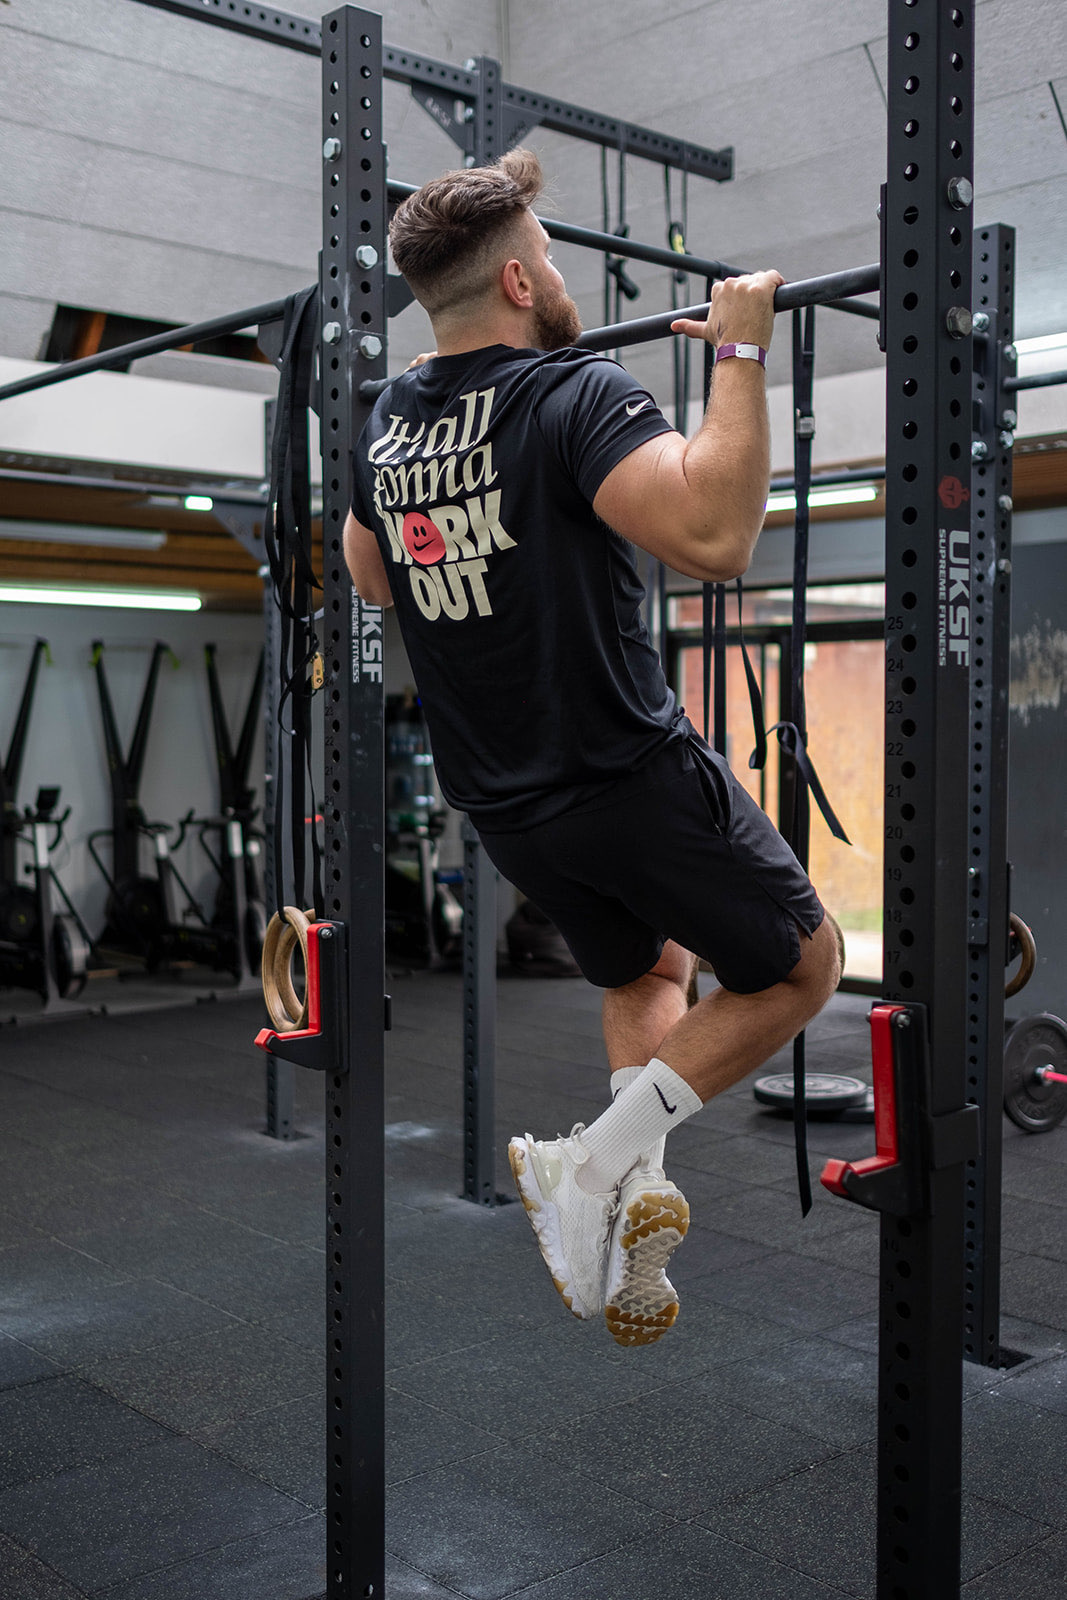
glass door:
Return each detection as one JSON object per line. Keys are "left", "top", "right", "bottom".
{"left": 669, "top": 591, "right": 885, "bottom": 986}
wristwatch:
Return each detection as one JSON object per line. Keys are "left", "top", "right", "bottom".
{"left": 714, "top": 343, "right": 767, "bottom": 367}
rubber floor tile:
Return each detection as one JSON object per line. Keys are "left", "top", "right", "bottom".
{"left": 386, "top": 1442, "right": 671, "bottom": 1600}
{"left": 789, "top": 1220, "right": 882, "bottom": 1278}
{"left": 1000, "top": 1253, "right": 1067, "bottom": 1328}
{"left": 506, "top": 1521, "right": 851, "bottom": 1600}
{"left": 0, "top": 1332, "right": 61, "bottom": 1391}
{"left": 256, "top": 1296, "right": 325, "bottom": 1353}
{"left": 83, "top": 1321, "right": 321, "bottom": 1434}
{"left": 386, "top": 1387, "right": 500, "bottom": 1486}
{"left": 0, "top": 1375, "right": 168, "bottom": 1492}
{"left": 999, "top": 1146, "right": 1067, "bottom": 1205}
{"left": 389, "top": 1322, "right": 656, "bottom": 1437}
{"left": 695, "top": 1334, "right": 878, "bottom": 1448}
{"left": 685, "top": 1248, "right": 878, "bottom": 1333}
{"left": 0, "top": 1532, "right": 87, "bottom": 1600}
{"left": 0, "top": 1240, "right": 130, "bottom": 1321}
{"left": 128, "top": 1227, "right": 322, "bottom": 1323}
{"left": 963, "top": 1388, "right": 1067, "bottom": 1527}
{"left": 0, "top": 1208, "right": 48, "bottom": 1251}
{"left": 386, "top": 1282, "right": 550, "bottom": 1372}
{"left": 683, "top": 1181, "right": 869, "bottom": 1255}
{"left": 96, "top": 1512, "right": 326, "bottom": 1600}
{"left": 1001, "top": 1193, "right": 1067, "bottom": 1262}
{"left": 962, "top": 1530, "right": 1067, "bottom": 1597}
{"left": 383, "top": 1551, "right": 472, "bottom": 1597}
{"left": 2, "top": 1170, "right": 209, "bottom": 1246}
{"left": 984, "top": 1349, "right": 1067, "bottom": 1413}
{"left": 699, "top": 1446, "right": 1048, "bottom": 1597}
{"left": 601, "top": 1293, "right": 793, "bottom": 1374}
{"left": 0, "top": 1437, "right": 305, "bottom": 1592}
{"left": 0, "top": 1277, "right": 239, "bottom": 1368}
{"left": 538, "top": 1384, "right": 838, "bottom": 1520}
{"left": 198, "top": 1394, "right": 324, "bottom": 1505}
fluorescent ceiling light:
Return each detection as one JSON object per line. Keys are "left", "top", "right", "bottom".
{"left": 765, "top": 485, "right": 880, "bottom": 513}
{"left": 1014, "top": 332, "right": 1067, "bottom": 356}
{"left": 0, "top": 585, "right": 201, "bottom": 612}
{"left": 0, "top": 521, "right": 167, "bottom": 551}
{"left": 183, "top": 494, "right": 214, "bottom": 511}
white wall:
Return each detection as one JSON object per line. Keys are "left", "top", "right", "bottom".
{"left": 0, "top": 601, "right": 265, "bottom": 939}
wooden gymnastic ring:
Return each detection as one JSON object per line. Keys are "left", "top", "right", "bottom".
{"left": 262, "top": 906, "right": 315, "bottom": 1031}
{"left": 1005, "top": 912, "right": 1037, "bottom": 999}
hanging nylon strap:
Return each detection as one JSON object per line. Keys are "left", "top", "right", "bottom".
{"left": 699, "top": 581, "right": 727, "bottom": 753}
{"left": 786, "top": 306, "right": 817, "bottom": 1214}
{"left": 736, "top": 580, "right": 767, "bottom": 773}
{"left": 263, "top": 284, "right": 324, "bottom": 922}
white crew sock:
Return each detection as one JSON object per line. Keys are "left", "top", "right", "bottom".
{"left": 578, "top": 1058, "right": 703, "bottom": 1193}
{"left": 609, "top": 1064, "right": 665, "bottom": 1171}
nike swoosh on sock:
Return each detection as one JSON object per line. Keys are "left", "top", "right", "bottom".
{"left": 653, "top": 1082, "right": 678, "bottom": 1115}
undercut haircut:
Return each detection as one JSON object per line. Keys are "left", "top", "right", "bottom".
{"left": 389, "top": 148, "right": 545, "bottom": 319}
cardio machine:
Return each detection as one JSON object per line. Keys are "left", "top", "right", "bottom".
{"left": 384, "top": 693, "right": 462, "bottom": 967}
{"left": 0, "top": 642, "right": 91, "bottom": 1011}
{"left": 86, "top": 640, "right": 259, "bottom": 987}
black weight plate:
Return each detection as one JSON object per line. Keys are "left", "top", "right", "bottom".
{"left": 836, "top": 1086, "right": 877, "bottom": 1124}
{"left": 753, "top": 1073, "right": 869, "bottom": 1114}
{"left": 1003, "top": 1013, "right": 1067, "bottom": 1134}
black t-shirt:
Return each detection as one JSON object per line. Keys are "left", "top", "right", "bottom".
{"left": 350, "top": 343, "right": 684, "bottom": 830}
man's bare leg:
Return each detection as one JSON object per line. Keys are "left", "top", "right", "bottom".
{"left": 603, "top": 913, "right": 842, "bottom": 1103}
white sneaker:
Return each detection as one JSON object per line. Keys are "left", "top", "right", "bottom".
{"left": 507, "top": 1126, "right": 617, "bottom": 1320}
{"left": 604, "top": 1164, "right": 690, "bottom": 1347}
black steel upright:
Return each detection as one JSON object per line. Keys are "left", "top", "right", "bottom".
{"left": 459, "top": 58, "right": 503, "bottom": 1208}
{"left": 962, "top": 224, "right": 1015, "bottom": 1365}
{"left": 878, "top": 0, "right": 976, "bottom": 1591}
{"left": 320, "top": 10, "right": 388, "bottom": 1597}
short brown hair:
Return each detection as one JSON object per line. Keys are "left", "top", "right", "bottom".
{"left": 389, "top": 148, "right": 544, "bottom": 318}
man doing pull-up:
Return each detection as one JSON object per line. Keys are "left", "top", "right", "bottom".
{"left": 344, "top": 149, "right": 840, "bottom": 1347}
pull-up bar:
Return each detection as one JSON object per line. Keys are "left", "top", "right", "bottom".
{"left": 0, "top": 297, "right": 291, "bottom": 404}
{"left": 578, "top": 263, "right": 881, "bottom": 352}
{"left": 357, "top": 261, "right": 882, "bottom": 399}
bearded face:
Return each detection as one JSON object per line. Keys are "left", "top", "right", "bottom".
{"left": 531, "top": 280, "right": 583, "bottom": 351}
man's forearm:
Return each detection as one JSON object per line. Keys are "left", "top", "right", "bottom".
{"left": 680, "top": 359, "right": 771, "bottom": 571}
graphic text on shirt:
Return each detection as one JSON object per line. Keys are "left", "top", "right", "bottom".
{"left": 368, "top": 386, "right": 515, "bottom": 622}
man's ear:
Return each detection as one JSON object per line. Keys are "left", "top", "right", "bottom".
{"left": 500, "top": 257, "right": 534, "bottom": 310}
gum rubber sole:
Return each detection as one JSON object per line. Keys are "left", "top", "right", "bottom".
{"left": 508, "top": 1137, "right": 579, "bottom": 1316}
{"left": 604, "top": 1188, "right": 690, "bottom": 1347}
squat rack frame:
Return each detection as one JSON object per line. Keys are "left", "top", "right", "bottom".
{"left": 314, "top": 2, "right": 987, "bottom": 1595}
{"left": 0, "top": 2, "right": 1007, "bottom": 1594}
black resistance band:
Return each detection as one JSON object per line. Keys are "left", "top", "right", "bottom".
{"left": 263, "top": 284, "right": 324, "bottom": 923}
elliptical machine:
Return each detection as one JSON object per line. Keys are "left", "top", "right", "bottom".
{"left": 384, "top": 693, "right": 462, "bottom": 967}
{"left": 0, "top": 786, "right": 92, "bottom": 1009}
{"left": 86, "top": 640, "right": 259, "bottom": 987}
{"left": 0, "top": 642, "right": 91, "bottom": 1012}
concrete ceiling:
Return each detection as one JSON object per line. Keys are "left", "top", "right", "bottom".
{"left": 1, "top": 0, "right": 1066, "bottom": 413}
{"left": 475, "top": 0, "right": 1067, "bottom": 397}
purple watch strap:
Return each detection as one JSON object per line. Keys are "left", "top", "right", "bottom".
{"left": 714, "top": 342, "right": 768, "bottom": 367}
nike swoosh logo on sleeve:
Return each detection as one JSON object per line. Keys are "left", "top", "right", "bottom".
{"left": 625, "top": 399, "right": 652, "bottom": 416}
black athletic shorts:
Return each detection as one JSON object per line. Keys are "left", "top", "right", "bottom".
{"left": 478, "top": 732, "right": 825, "bottom": 992}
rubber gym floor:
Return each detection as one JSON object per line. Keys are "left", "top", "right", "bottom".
{"left": 2, "top": 970, "right": 1067, "bottom": 1600}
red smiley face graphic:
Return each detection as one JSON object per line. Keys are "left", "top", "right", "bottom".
{"left": 402, "top": 511, "right": 446, "bottom": 566}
